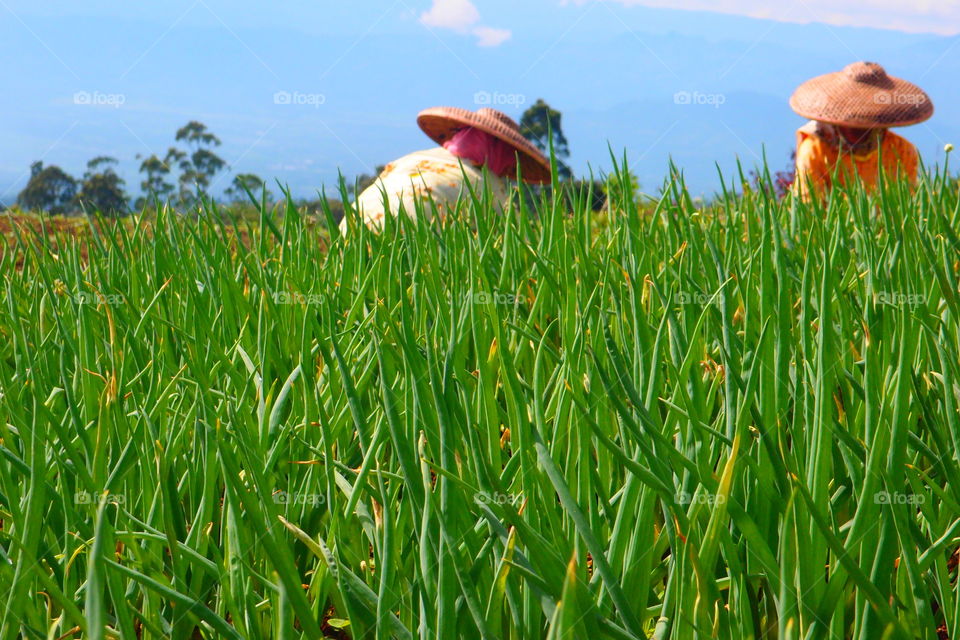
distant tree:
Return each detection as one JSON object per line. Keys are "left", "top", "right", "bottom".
{"left": 520, "top": 99, "right": 572, "bottom": 181}
{"left": 136, "top": 153, "right": 175, "bottom": 208}
{"left": 296, "top": 196, "right": 345, "bottom": 224}
{"left": 75, "top": 156, "right": 128, "bottom": 216}
{"left": 17, "top": 162, "right": 78, "bottom": 214}
{"left": 176, "top": 120, "right": 221, "bottom": 148}
{"left": 225, "top": 173, "right": 272, "bottom": 202}
{"left": 175, "top": 121, "right": 226, "bottom": 200}
{"left": 571, "top": 178, "right": 608, "bottom": 212}
{"left": 135, "top": 123, "right": 227, "bottom": 208}
{"left": 164, "top": 146, "right": 190, "bottom": 199}
{"left": 349, "top": 165, "right": 386, "bottom": 197}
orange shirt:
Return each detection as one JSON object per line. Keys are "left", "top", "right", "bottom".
{"left": 792, "top": 121, "right": 919, "bottom": 200}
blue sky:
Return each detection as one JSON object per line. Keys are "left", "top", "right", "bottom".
{"left": 5, "top": 0, "right": 958, "bottom": 35}
{"left": 1, "top": 1, "right": 957, "bottom": 202}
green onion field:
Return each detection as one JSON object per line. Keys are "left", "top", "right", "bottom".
{"left": 2, "top": 165, "right": 960, "bottom": 639}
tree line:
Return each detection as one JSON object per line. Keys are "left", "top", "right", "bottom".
{"left": 14, "top": 121, "right": 270, "bottom": 216}
{"left": 13, "top": 99, "right": 593, "bottom": 216}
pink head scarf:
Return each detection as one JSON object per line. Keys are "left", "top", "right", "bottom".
{"left": 442, "top": 127, "right": 518, "bottom": 178}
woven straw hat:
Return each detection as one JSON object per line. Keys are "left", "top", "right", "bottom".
{"left": 417, "top": 107, "right": 552, "bottom": 184}
{"left": 790, "top": 62, "right": 933, "bottom": 128}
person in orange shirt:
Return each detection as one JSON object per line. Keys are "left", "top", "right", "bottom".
{"left": 789, "top": 62, "right": 933, "bottom": 200}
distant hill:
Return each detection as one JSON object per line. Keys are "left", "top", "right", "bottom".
{"left": 0, "top": 4, "right": 957, "bottom": 200}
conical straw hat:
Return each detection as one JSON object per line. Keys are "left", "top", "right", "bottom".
{"left": 789, "top": 61, "right": 933, "bottom": 128}
{"left": 417, "top": 106, "right": 552, "bottom": 184}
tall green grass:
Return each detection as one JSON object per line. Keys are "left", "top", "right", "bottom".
{"left": 1, "top": 163, "right": 959, "bottom": 639}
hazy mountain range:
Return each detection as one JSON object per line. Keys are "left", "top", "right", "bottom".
{"left": 1, "top": 2, "right": 957, "bottom": 204}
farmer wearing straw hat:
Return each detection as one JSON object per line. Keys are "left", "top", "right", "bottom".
{"left": 341, "top": 107, "right": 551, "bottom": 232}
{"left": 789, "top": 62, "right": 933, "bottom": 200}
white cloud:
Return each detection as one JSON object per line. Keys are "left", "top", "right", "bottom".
{"left": 420, "top": 0, "right": 481, "bottom": 32}
{"left": 565, "top": 0, "right": 960, "bottom": 35}
{"left": 473, "top": 26, "right": 513, "bottom": 47}
{"left": 420, "top": 0, "right": 513, "bottom": 46}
